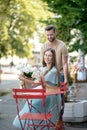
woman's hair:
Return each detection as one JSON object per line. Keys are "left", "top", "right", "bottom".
{"left": 42, "top": 48, "right": 56, "bottom": 76}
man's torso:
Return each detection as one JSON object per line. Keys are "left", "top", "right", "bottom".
{"left": 41, "top": 39, "right": 68, "bottom": 73}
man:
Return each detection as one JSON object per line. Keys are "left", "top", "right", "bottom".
{"left": 40, "top": 25, "right": 68, "bottom": 129}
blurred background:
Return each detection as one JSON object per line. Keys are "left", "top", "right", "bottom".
{"left": 0, "top": 0, "right": 87, "bottom": 81}
{"left": 0, "top": 1, "right": 87, "bottom": 127}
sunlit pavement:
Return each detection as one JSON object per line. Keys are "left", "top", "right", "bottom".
{"left": 0, "top": 73, "right": 87, "bottom": 130}
{"left": 0, "top": 73, "right": 19, "bottom": 91}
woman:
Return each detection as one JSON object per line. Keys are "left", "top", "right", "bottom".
{"left": 13, "top": 48, "right": 61, "bottom": 130}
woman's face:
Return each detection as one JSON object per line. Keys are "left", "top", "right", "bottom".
{"left": 44, "top": 50, "right": 53, "bottom": 65}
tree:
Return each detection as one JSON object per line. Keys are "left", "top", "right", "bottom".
{"left": 0, "top": 0, "right": 53, "bottom": 58}
{"left": 41, "top": 0, "right": 87, "bottom": 55}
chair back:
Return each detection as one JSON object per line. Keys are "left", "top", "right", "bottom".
{"left": 13, "top": 88, "right": 46, "bottom": 100}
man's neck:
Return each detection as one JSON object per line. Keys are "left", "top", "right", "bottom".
{"left": 49, "top": 39, "right": 58, "bottom": 48}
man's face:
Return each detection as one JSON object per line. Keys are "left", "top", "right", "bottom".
{"left": 45, "top": 29, "right": 56, "bottom": 42}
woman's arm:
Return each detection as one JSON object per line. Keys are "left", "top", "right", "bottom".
{"left": 45, "top": 83, "right": 60, "bottom": 92}
{"left": 40, "top": 74, "right": 60, "bottom": 92}
{"left": 18, "top": 74, "right": 41, "bottom": 88}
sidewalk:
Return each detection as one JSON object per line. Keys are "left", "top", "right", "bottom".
{"left": 0, "top": 73, "right": 87, "bottom": 130}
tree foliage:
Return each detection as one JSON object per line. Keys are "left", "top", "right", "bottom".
{"left": 42, "top": 0, "right": 87, "bottom": 55}
{"left": 0, "top": 0, "right": 52, "bottom": 58}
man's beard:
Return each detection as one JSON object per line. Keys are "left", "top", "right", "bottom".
{"left": 48, "top": 37, "right": 55, "bottom": 42}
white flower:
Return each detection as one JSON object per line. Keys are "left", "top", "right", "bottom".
{"left": 16, "top": 63, "right": 40, "bottom": 81}
{"left": 32, "top": 69, "right": 41, "bottom": 82}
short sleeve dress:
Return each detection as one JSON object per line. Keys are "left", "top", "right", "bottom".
{"left": 13, "top": 66, "right": 61, "bottom": 130}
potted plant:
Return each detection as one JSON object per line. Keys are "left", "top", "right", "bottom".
{"left": 65, "top": 74, "right": 73, "bottom": 102}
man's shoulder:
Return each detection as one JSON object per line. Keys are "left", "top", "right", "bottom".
{"left": 58, "top": 39, "right": 66, "bottom": 45}
{"left": 57, "top": 39, "right": 67, "bottom": 48}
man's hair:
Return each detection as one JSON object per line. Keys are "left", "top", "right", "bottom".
{"left": 45, "top": 25, "right": 56, "bottom": 32}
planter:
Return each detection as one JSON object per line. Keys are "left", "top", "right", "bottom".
{"left": 63, "top": 83, "right": 87, "bottom": 122}
{"left": 63, "top": 100, "right": 87, "bottom": 122}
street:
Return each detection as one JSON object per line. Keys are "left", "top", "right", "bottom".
{"left": 0, "top": 73, "right": 19, "bottom": 91}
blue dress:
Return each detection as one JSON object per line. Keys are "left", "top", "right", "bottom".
{"left": 13, "top": 67, "right": 61, "bottom": 129}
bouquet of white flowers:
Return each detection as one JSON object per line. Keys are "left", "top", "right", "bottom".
{"left": 16, "top": 63, "right": 41, "bottom": 88}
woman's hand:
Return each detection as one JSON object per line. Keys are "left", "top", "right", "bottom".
{"left": 18, "top": 74, "right": 25, "bottom": 81}
{"left": 39, "top": 76, "right": 46, "bottom": 88}
{"left": 18, "top": 74, "right": 25, "bottom": 88}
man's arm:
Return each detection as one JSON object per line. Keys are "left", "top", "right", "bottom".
{"left": 62, "top": 55, "right": 68, "bottom": 84}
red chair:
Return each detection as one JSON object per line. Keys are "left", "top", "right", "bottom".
{"left": 13, "top": 85, "right": 67, "bottom": 130}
